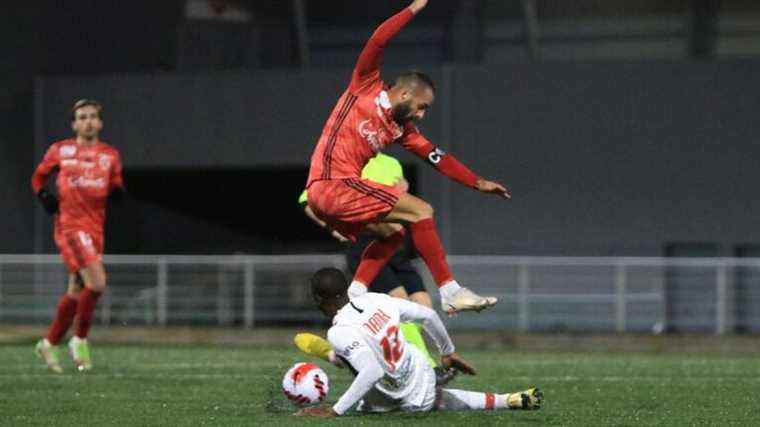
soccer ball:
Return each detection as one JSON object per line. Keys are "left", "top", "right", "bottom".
{"left": 282, "top": 362, "right": 329, "bottom": 405}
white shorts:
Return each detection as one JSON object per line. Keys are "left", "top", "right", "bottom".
{"left": 357, "top": 346, "right": 437, "bottom": 413}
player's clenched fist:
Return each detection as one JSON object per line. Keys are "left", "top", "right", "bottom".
{"left": 409, "top": 0, "right": 428, "bottom": 14}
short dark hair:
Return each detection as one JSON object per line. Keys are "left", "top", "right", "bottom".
{"left": 71, "top": 99, "right": 103, "bottom": 121}
{"left": 395, "top": 71, "right": 436, "bottom": 93}
{"left": 310, "top": 267, "right": 348, "bottom": 304}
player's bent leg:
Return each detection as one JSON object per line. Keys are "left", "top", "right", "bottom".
{"left": 37, "top": 274, "right": 83, "bottom": 373}
{"left": 69, "top": 262, "right": 106, "bottom": 371}
{"left": 409, "top": 291, "right": 433, "bottom": 309}
{"left": 436, "top": 387, "right": 543, "bottom": 411}
{"left": 381, "top": 192, "right": 433, "bottom": 224}
{"left": 364, "top": 222, "right": 404, "bottom": 238}
{"left": 349, "top": 223, "right": 406, "bottom": 299}
{"left": 387, "top": 285, "right": 409, "bottom": 300}
{"left": 384, "top": 194, "right": 498, "bottom": 315}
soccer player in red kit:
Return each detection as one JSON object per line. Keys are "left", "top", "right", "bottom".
{"left": 32, "top": 99, "right": 124, "bottom": 373}
{"left": 306, "top": 0, "right": 510, "bottom": 314}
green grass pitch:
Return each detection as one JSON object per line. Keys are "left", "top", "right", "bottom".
{"left": 2, "top": 343, "right": 759, "bottom": 426}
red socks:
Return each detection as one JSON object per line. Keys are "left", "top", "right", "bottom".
{"left": 46, "top": 294, "right": 78, "bottom": 345}
{"left": 75, "top": 288, "right": 102, "bottom": 339}
{"left": 409, "top": 218, "right": 453, "bottom": 286}
{"left": 353, "top": 218, "right": 453, "bottom": 289}
{"left": 354, "top": 230, "right": 406, "bottom": 286}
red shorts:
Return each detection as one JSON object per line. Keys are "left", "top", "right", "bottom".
{"left": 307, "top": 178, "right": 402, "bottom": 242}
{"left": 54, "top": 228, "right": 103, "bottom": 273}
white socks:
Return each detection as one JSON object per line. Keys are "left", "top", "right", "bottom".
{"left": 439, "top": 280, "right": 462, "bottom": 301}
{"left": 438, "top": 389, "right": 508, "bottom": 411}
{"left": 347, "top": 281, "right": 368, "bottom": 300}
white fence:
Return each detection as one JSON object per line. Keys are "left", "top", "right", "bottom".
{"left": 1, "top": 254, "right": 759, "bottom": 334}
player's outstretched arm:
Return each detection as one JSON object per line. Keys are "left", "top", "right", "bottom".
{"left": 32, "top": 145, "right": 61, "bottom": 215}
{"left": 350, "top": 1, "right": 425, "bottom": 90}
{"left": 325, "top": 327, "right": 384, "bottom": 416}
{"left": 475, "top": 178, "right": 511, "bottom": 199}
{"left": 400, "top": 130, "right": 512, "bottom": 199}
{"left": 394, "top": 296, "right": 479, "bottom": 375}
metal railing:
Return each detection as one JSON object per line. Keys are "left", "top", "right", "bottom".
{"left": 1, "top": 254, "right": 758, "bottom": 334}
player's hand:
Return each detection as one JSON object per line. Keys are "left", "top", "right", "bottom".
{"left": 327, "top": 350, "right": 345, "bottom": 369}
{"left": 475, "top": 178, "right": 511, "bottom": 199}
{"left": 409, "top": 0, "right": 428, "bottom": 14}
{"left": 441, "top": 352, "right": 477, "bottom": 375}
{"left": 37, "top": 189, "right": 59, "bottom": 215}
{"left": 294, "top": 405, "right": 338, "bottom": 417}
{"left": 393, "top": 177, "right": 409, "bottom": 194}
{"left": 330, "top": 229, "right": 350, "bottom": 243}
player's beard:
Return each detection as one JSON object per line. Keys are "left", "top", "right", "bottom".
{"left": 392, "top": 100, "right": 416, "bottom": 125}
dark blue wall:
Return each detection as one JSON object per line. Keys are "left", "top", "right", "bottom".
{"left": 16, "top": 61, "right": 758, "bottom": 255}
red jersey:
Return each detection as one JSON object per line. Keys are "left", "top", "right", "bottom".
{"left": 32, "top": 139, "right": 124, "bottom": 236}
{"left": 307, "top": 7, "right": 479, "bottom": 190}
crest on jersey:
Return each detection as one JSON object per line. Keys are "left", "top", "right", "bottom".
{"left": 358, "top": 120, "right": 382, "bottom": 152}
{"left": 98, "top": 154, "right": 112, "bottom": 171}
{"left": 59, "top": 145, "right": 77, "bottom": 158}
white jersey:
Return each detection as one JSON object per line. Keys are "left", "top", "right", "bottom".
{"left": 327, "top": 293, "right": 455, "bottom": 415}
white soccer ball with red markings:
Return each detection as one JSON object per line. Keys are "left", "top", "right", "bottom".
{"left": 282, "top": 362, "right": 329, "bottom": 406}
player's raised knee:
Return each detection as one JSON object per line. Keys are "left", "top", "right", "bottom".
{"left": 415, "top": 201, "right": 434, "bottom": 220}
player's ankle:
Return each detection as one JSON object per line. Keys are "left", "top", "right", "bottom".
{"left": 439, "top": 280, "right": 461, "bottom": 299}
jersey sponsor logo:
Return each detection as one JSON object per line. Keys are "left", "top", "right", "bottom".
{"left": 59, "top": 145, "right": 77, "bottom": 158}
{"left": 61, "top": 159, "right": 78, "bottom": 166}
{"left": 375, "top": 90, "right": 392, "bottom": 109}
{"left": 362, "top": 309, "right": 392, "bottom": 335}
{"left": 98, "top": 154, "right": 112, "bottom": 171}
{"left": 427, "top": 147, "right": 446, "bottom": 165}
{"left": 358, "top": 120, "right": 383, "bottom": 153}
{"left": 68, "top": 176, "right": 107, "bottom": 189}
{"left": 341, "top": 341, "right": 362, "bottom": 357}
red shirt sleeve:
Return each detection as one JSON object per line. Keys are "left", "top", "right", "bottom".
{"left": 349, "top": 7, "right": 415, "bottom": 93}
{"left": 31, "top": 143, "right": 60, "bottom": 194}
{"left": 110, "top": 150, "right": 124, "bottom": 191}
{"left": 398, "top": 125, "right": 480, "bottom": 188}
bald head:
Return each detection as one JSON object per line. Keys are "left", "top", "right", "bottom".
{"left": 388, "top": 71, "right": 436, "bottom": 125}
{"left": 394, "top": 71, "right": 436, "bottom": 94}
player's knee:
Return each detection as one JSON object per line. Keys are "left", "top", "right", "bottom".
{"left": 86, "top": 275, "right": 107, "bottom": 292}
{"left": 415, "top": 201, "right": 434, "bottom": 220}
{"left": 387, "top": 223, "right": 404, "bottom": 235}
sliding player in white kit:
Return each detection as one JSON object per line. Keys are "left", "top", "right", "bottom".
{"left": 296, "top": 268, "right": 542, "bottom": 417}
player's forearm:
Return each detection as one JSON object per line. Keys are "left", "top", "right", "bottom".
{"left": 371, "top": 7, "right": 415, "bottom": 47}
{"left": 332, "top": 363, "right": 383, "bottom": 415}
{"left": 433, "top": 153, "right": 480, "bottom": 188}
{"left": 353, "top": 8, "right": 415, "bottom": 79}
{"left": 31, "top": 168, "right": 51, "bottom": 194}
{"left": 404, "top": 136, "right": 480, "bottom": 188}
{"left": 416, "top": 307, "right": 456, "bottom": 356}
{"left": 304, "top": 206, "right": 328, "bottom": 229}
{"left": 398, "top": 299, "right": 456, "bottom": 355}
